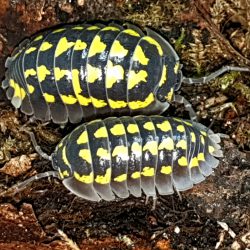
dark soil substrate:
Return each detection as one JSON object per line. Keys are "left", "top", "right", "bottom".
{"left": 0, "top": 1, "right": 249, "bottom": 249}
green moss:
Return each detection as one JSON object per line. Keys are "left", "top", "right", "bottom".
{"left": 213, "top": 71, "right": 240, "bottom": 90}
{"left": 174, "top": 28, "right": 185, "bottom": 52}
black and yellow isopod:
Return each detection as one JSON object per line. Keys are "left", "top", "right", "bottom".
{"left": 2, "top": 116, "right": 223, "bottom": 202}
{"left": 3, "top": 22, "right": 250, "bottom": 124}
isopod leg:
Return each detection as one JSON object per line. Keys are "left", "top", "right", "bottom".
{"left": 0, "top": 171, "right": 59, "bottom": 197}
{"left": 173, "top": 94, "right": 197, "bottom": 121}
{"left": 145, "top": 196, "right": 158, "bottom": 210}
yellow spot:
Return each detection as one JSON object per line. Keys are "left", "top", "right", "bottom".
{"left": 102, "top": 26, "right": 120, "bottom": 31}
{"left": 95, "top": 168, "right": 111, "bottom": 184}
{"left": 110, "top": 124, "right": 125, "bottom": 136}
{"left": 61, "top": 94, "right": 78, "bottom": 104}
{"left": 74, "top": 39, "right": 87, "bottom": 50}
{"left": 34, "top": 35, "right": 43, "bottom": 41}
{"left": 71, "top": 69, "right": 92, "bottom": 106}
{"left": 19, "top": 87, "right": 26, "bottom": 99}
{"left": 87, "top": 26, "right": 100, "bottom": 30}
{"left": 55, "top": 37, "right": 75, "bottom": 57}
{"left": 143, "top": 141, "right": 158, "bottom": 156}
{"left": 141, "top": 166, "right": 154, "bottom": 177}
{"left": 58, "top": 142, "right": 63, "bottom": 148}
{"left": 58, "top": 170, "right": 64, "bottom": 179}
{"left": 54, "top": 67, "right": 70, "bottom": 81}
{"left": 190, "top": 157, "right": 199, "bottom": 168}
{"left": 174, "top": 62, "right": 180, "bottom": 74}
{"left": 166, "top": 88, "right": 174, "bottom": 102}
{"left": 112, "top": 146, "right": 128, "bottom": 160}
{"left": 62, "top": 170, "right": 69, "bottom": 177}
{"left": 143, "top": 121, "right": 155, "bottom": 131}
{"left": 79, "top": 149, "right": 92, "bottom": 164}
{"left": 156, "top": 121, "right": 171, "bottom": 132}
{"left": 62, "top": 146, "right": 70, "bottom": 166}
{"left": 176, "top": 139, "right": 187, "bottom": 150}
{"left": 131, "top": 171, "right": 141, "bottom": 179}
{"left": 173, "top": 118, "right": 182, "bottom": 122}
{"left": 184, "top": 121, "right": 192, "bottom": 126}
{"left": 72, "top": 68, "right": 81, "bottom": 92}
{"left": 191, "top": 132, "right": 196, "bottom": 143}
{"left": 27, "top": 84, "right": 34, "bottom": 94}
{"left": 72, "top": 26, "right": 84, "bottom": 30}
{"left": 74, "top": 171, "right": 93, "bottom": 184}
{"left": 108, "top": 99, "right": 127, "bottom": 109}
{"left": 144, "top": 36, "right": 163, "bottom": 56}
{"left": 40, "top": 42, "right": 53, "bottom": 51}
{"left": 106, "top": 61, "right": 124, "bottom": 88}
{"left": 177, "top": 125, "right": 185, "bottom": 133}
{"left": 87, "top": 64, "right": 102, "bottom": 83}
{"left": 52, "top": 28, "right": 66, "bottom": 33}
{"left": 114, "top": 174, "right": 127, "bottom": 182}
{"left": 43, "top": 93, "right": 55, "bottom": 103}
{"left": 178, "top": 156, "right": 188, "bottom": 167}
{"left": 24, "top": 68, "right": 36, "bottom": 78}
{"left": 158, "top": 137, "right": 174, "bottom": 151}
{"left": 96, "top": 148, "right": 111, "bottom": 160}
{"left": 9, "top": 79, "right": 26, "bottom": 100}
{"left": 25, "top": 47, "right": 36, "bottom": 54}
{"left": 161, "top": 166, "right": 172, "bottom": 175}
{"left": 159, "top": 65, "right": 167, "bottom": 87}
{"left": 128, "top": 70, "right": 147, "bottom": 90}
{"left": 79, "top": 95, "right": 91, "bottom": 106}
{"left": 131, "top": 142, "right": 142, "bottom": 157}
{"left": 123, "top": 29, "right": 140, "bottom": 37}
{"left": 198, "top": 153, "right": 205, "bottom": 161}
{"left": 77, "top": 131, "right": 88, "bottom": 144}
{"left": 13, "top": 51, "right": 21, "bottom": 59}
{"left": 129, "top": 93, "right": 154, "bottom": 110}
{"left": 201, "top": 131, "right": 207, "bottom": 136}
{"left": 127, "top": 124, "right": 139, "bottom": 134}
{"left": 91, "top": 97, "right": 107, "bottom": 108}
{"left": 94, "top": 127, "right": 108, "bottom": 138}
{"left": 59, "top": 170, "right": 69, "bottom": 179}
{"left": 133, "top": 45, "right": 149, "bottom": 65}
{"left": 109, "top": 40, "right": 128, "bottom": 58}
{"left": 209, "top": 146, "right": 215, "bottom": 154}
{"left": 37, "top": 65, "right": 50, "bottom": 82}
{"left": 88, "top": 35, "right": 106, "bottom": 57}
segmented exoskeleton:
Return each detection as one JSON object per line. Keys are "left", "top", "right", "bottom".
{"left": 3, "top": 22, "right": 249, "bottom": 124}
{"left": 3, "top": 116, "right": 223, "bottom": 202}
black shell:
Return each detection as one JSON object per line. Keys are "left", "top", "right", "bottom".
{"left": 51, "top": 115, "right": 223, "bottom": 201}
{"left": 3, "top": 23, "right": 180, "bottom": 124}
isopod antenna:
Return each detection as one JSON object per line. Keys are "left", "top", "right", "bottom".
{"left": 182, "top": 66, "right": 250, "bottom": 84}
{"left": 0, "top": 129, "right": 59, "bottom": 198}
{"left": 23, "top": 129, "right": 52, "bottom": 161}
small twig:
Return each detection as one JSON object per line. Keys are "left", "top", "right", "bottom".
{"left": 217, "top": 221, "right": 236, "bottom": 239}
{"left": 58, "top": 229, "right": 81, "bottom": 250}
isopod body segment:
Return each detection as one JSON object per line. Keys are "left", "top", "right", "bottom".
{"left": 51, "top": 115, "right": 223, "bottom": 201}
{"left": 3, "top": 23, "right": 181, "bottom": 124}
{"left": 3, "top": 22, "right": 250, "bottom": 124}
